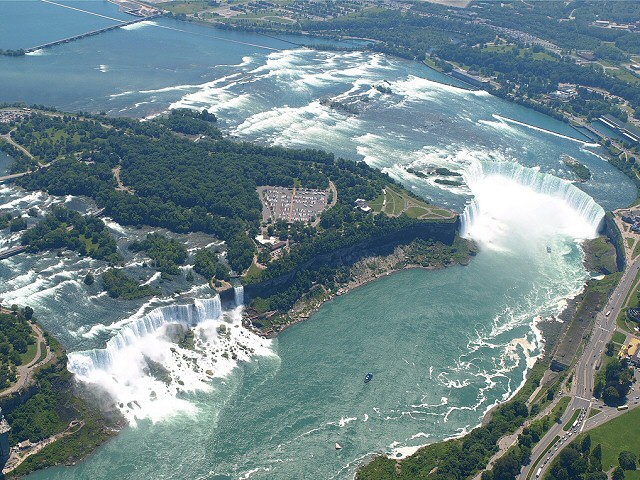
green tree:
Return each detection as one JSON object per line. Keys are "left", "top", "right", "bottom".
{"left": 619, "top": 451, "right": 637, "bottom": 470}
{"left": 590, "top": 444, "right": 603, "bottom": 472}
{"left": 604, "top": 386, "right": 620, "bottom": 404}
{"left": 581, "top": 434, "right": 591, "bottom": 454}
{"left": 613, "top": 466, "right": 625, "bottom": 480}
{"left": 606, "top": 341, "right": 615, "bottom": 356}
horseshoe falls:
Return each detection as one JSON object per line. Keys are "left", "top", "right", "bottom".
{"left": 0, "top": 7, "right": 636, "bottom": 480}
{"left": 461, "top": 161, "right": 605, "bottom": 249}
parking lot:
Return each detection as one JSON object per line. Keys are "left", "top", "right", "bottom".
{"left": 258, "top": 186, "right": 329, "bottom": 224}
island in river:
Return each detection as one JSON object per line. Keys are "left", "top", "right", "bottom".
{"left": 0, "top": 105, "right": 477, "bottom": 476}
{"left": 0, "top": 105, "right": 470, "bottom": 319}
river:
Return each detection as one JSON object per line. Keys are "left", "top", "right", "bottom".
{"left": 0, "top": 2, "right": 636, "bottom": 478}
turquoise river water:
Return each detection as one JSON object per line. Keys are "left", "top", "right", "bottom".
{"left": 0, "top": 2, "right": 636, "bottom": 479}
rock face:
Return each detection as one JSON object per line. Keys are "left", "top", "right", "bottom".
{"left": 0, "top": 411, "right": 10, "bottom": 470}
{"left": 244, "top": 218, "right": 459, "bottom": 301}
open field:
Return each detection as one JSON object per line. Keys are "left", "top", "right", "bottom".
{"left": 19, "top": 340, "right": 38, "bottom": 365}
{"left": 580, "top": 407, "right": 640, "bottom": 473}
{"left": 378, "top": 186, "right": 456, "bottom": 220}
{"left": 613, "top": 331, "right": 627, "bottom": 345}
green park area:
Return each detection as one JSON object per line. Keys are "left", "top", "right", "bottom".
{"left": 579, "top": 407, "right": 640, "bottom": 478}
{"left": 371, "top": 185, "right": 455, "bottom": 220}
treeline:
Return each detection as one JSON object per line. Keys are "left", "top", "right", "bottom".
{"left": 14, "top": 111, "right": 408, "bottom": 274}
{"left": 193, "top": 248, "right": 230, "bottom": 282}
{"left": 292, "top": 3, "right": 640, "bottom": 115}
{"left": 1, "top": 329, "right": 119, "bottom": 478}
{"left": 303, "top": 10, "right": 494, "bottom": 59}
{"left": 0, "top": 308, "right": 35, "bottom": 390}
{"left": 129, "top": 233, "right": 187, "bottom": 275}
{"left": 156, "top": 108, "right": 220, "bottom": 137}
{"left": 358, "top": 399, "right": 531, "bottom": 480}
{"left": 21, "top": 206, "right": 120, "bottom": 263}
{"left": 478, "top": 1, "right": 640, "bottom": 54}
{"left": 436, "top": 46, "right": 640, "bottom": 110}
{"left": 101, "top": 268, "right": 160, "bottom": 300}
{"left": 546, "top": 436, "right": 610, "bottom": 480}
{"left": 593, "top": 357, "right": 634, "bottom": 405}
{"left": 0, "top": 139, "right": 39, "bottom": 173}
{"left": 0, "top": 211, "right": 32, "bottom": 233}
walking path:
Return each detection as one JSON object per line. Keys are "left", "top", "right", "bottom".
{"left": 0, "top": 321, "right": 54, "bottom": 398}
{"left": 2, "top": 420, "right": 84, "bottom": 475}
{"left": 0, "top": 130, "right": 37, "bottom": 164}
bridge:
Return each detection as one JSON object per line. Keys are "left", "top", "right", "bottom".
{"left": 0, "top": 172, "right": 29, "bottom": 184}
{"left": 24, "top": 15, "right": 160, "bottom": 53}
{"left": 0, "top": 246, "right": 28, "bottom": 261}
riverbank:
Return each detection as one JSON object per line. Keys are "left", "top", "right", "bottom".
{"left": 356, "top": 230, "right": 622, "bottom": 479}
{"left": 243, "top": 235, "right": 476, "bottom": 338}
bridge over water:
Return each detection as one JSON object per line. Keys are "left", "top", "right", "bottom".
{"left": 24, "top": 15, "right": 160, "bottom": 54}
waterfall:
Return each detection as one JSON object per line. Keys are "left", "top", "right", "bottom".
{"left": 234, "top": 285, "right": 244, "bottom": 307}
{"left": 68, "top": 296, "right": 222, "bottom": 376}
{"left": 460, "top": 161, "right": 605, "bottom": 242}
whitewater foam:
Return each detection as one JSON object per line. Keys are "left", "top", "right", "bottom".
{"left": 68, "top": 297, "right": 274, "bottom": 424}
{"left": 461, "top": 160, "right": 605, "bottom": 249}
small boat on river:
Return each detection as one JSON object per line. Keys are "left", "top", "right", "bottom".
{"left": 364, "top": 373, "right": 373, "bottom": 384}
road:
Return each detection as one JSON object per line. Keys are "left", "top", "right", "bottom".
{"left": 0, "top": 130, "right": 39, "bottom": 164}
{"left": 521, "top": 253, "right": 640, "bottom": 479}
{"left": 0, "top": 322, "right": 54, "bottom": 398}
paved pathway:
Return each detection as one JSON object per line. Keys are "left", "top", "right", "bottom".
{"left": 0, "top": 322, "right": 54, "bottom": 398}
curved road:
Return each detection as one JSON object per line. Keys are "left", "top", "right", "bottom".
{"left": 0, "top": 322, "right": 53, "bottom": 398}
{"left": 521, "top": 255, "right": 640, "bottom": 479}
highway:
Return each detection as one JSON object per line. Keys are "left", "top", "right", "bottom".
{"left": 521, "top": 252, "right": 640, "bottom": 479}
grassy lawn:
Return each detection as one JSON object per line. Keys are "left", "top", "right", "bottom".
{"left": 381, "top": 185, "right": 450, "bottom": 221}
{"left": 532, "top": 52, "right": 558, "bottom": 61}
{"left": 404, "top": 206, "right": 430, "bottom": 218}
{"left": 589, "top": 408, "right": 601, "bottom": 418}
{"left": 19, "top": 340, "right": 38, "bottom": 365}
{"left": 244, "top": 260, "right": 263, "bottom": 282}
{"left": 430, "top": 208, "right": 452, "bottom": 217}
{"left": 578, "top": 407, "right": 640, "bottom": 472}
{"left": 369, "top": 193, "right": 385, "bottom": 213}
{"left": 485, "top": 44, "right": 514, "bottom": 53}
{"left": 35, "top": 341, "right": 47, "bottom": 364}
{"left": 633, "top": 240, "right": 640, "bottom": 259}
{"left": 613, "top": 331, "right": 627, "bottom": 345}
{"left": 552, "top": 397, "right": 571, "bottom": 419}
{"left": 158, "top": 0, "right": 211, "bottom": 14}
{"left": 627, "top": 238, "right": 635, "bottom": 249}
{"left": 423, "top": 57, "right": 443, "bottom": 72}
{"left": 384, "top": 187, "right": 405, "bottom": 216}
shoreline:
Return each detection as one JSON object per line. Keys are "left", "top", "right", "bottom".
{"left": 243, "top": 238, "right": 475, "bottom": 339}
{"left": 356, "top": 230, "right": 619, "bottom": 475}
